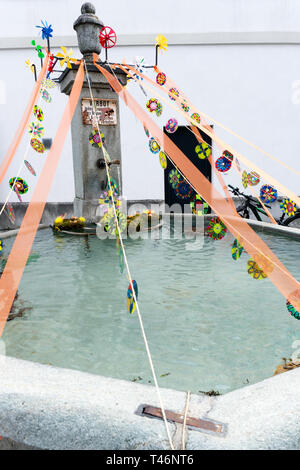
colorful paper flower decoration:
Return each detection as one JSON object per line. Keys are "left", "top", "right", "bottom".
{"left": 149, "top": 137, "right": 160, "bottom": 154}
{"left": 6, "top": 203, "right": 15, "bottom": 224}
{"left": 223, "top": 150, "right": 234, "bottom": 161}
{"left": 99, "top": 190, "right": 120, "bottom": 209}
{"left": 30, "top": 138, "right": 45, "bottom": 154}
{"left": 247, "top": 259, "right": 267, "bottom": 280}
{"left": 89, "top": 131, "right": 105, "bottom": 148}
{"left": 169, "top": 169, "right": 183, "bottom": 188}
{"left": 159, "top": 151, "right": 167, "bottom": 169}
{"left": 181, "top": 102, "right": 189, "bottom": 112}
{"left": 207, "top": 217, "right": 227, "bottom": 240}
{"left": 9, "top": 177, "right": 29, "bottom": 195}
{"left": 25, "top": 59, "right": 35, "bottom": 73}
{"left": 102, "top": 208, "right": 126, "bottom": 235}
{"left": 156, "top": 72, "right": 166, "bottom": 86}
{"left": 190, "top": 194, "right": 209, "bottom": 215}
{"left": 253, "top": 254, "right": 273, "bottom": 277}
{"left": 242, "top": 170, "right": 248, "bottom": 188}
{"left": 107, "top": 178, "right": 119, "bottom": 195}
{"left": 155, "top": 34, "right": 168, "bottom": 53}
{"left": 165, "top": 118, "right": 178, "bottom": 134}
{"left": 40, "top": 88, "right": 52, "bottom": 103}
{"left": 24, "top": 160, "right": 36, "bottom": 177}
{"left": 260, "top": 185, "right": 278, "bottom": 203}
{"left": 175, "top": 182, "right": 193, "bottom": 200}
{"left": 28, "top": 121, "right": 44, "bottom": 138}
{"left": 286, "top": 290, "right": 300, "bottom": 320}
{"left": 56, "top": 46, "right": 77, "bottom": 69}
{"left": 191, "top": 113, "right": 201, "bottom": 124}
{"left": 168, "top": 88, "right": 179, "bottom": 101}
{"left": 232, "top": 239, "right": 244, "bottom": 260}
{"left": 41, "top": 78, "right": 56, "bottom": 89}
{"left": 195, "top": 143, "right": 211, "bottom": 160}
{"left": 146, "top": 98, "right": 163, "bottom": 117}
{"left": 127, "top": 280, "right": 138, "bottom": 314}
{"left": 36, "top": 20, "right": 53, "bottom": 40}
{"left": 215, "top": 156, "right": 232, "bottom": 173}
{"left": 248, "top": 171, "right": 260, "bottom": 186}
{"left": 33, "top": 105, "right": 43, "bottom": 121}
{"left": 280, "top": 199, "right": 297, "bottom": 216}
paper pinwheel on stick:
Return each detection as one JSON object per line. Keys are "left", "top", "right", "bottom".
{"left": 36, "top": 19, "right": 53, "bottom": 51}
{"left": 56, "top": 46, "right": 77, "bottom": 69}
{"left": 155, "top": 34, "right": 168, "bottom": 65}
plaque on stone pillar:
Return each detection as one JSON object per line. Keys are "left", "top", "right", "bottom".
{"left": 81, "top": 98, "right": 117, "bottom": 126}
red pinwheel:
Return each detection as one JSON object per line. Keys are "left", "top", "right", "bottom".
{"left": 99, "top": 26, "right": 117, "bottom": 49}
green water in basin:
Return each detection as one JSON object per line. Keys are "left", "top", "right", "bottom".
{"left": 2, "top": 226, "right": 300, "bottom": 395}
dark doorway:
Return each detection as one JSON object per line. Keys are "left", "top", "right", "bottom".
{"left": 164, "top": 126, "right": 212, "bottom": 212}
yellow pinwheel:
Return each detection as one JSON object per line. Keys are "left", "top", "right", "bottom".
{"left": 155, "top": 34, "right": 168, "bottom": 53}
{"left": 25, "top": 59, "right": 35, "bottom": 73}
{"left": 56, "top": 46, "right": 77, "bottom": 69}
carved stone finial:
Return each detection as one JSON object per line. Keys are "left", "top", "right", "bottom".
{"left": 73, "top": 3, "right": 104, "bottom": 61}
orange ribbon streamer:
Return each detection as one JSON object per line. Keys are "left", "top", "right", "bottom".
{"left": 0, "top": 62, "right": 84, "bottom": 337}
{"left": 94, "top": 55, "right": 300, "bottom": 314}
{"left": 0, "top": 54, "right": 49, "bottom": 185}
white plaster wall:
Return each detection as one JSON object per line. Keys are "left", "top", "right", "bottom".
{"left": 0, "top": 0, "right": 300, "bottom": 202}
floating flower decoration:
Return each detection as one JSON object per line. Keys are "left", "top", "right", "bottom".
{"left": 207, "top": 217, "right": 227, "bottom": 240}
{"left": 248, "top": 171, "right": 260, "bottom": 186}
{"left": 175, "top": 181, "right": 193, "bottom": 200}
{"left": 56, "top": 46, "right": 77, "bottom": 69}
{"left": 195, "top": 142, "right": 211, "bottom": 160}
{"left": 127, "top": 280, "right": 138, "bottom": 314}
{"left": 40, "top": 88, "right": 52, "bottom": 103}
{"left": 149, "top": 137, "right": 160, "bottom": 154}
{"left": 191, "top": 113, "right": 201, "bottom": 124}
{"left": 25, "top": 59, "right": 35, "bottom": 73}
{"left": 168, "top": 88, "right": 179, "bottom": 101}
{"left": 242, "top": 170, "right": 248, "bottom": 188}
{"left": 36, "top": 20, "right": 53, "bottom": 40}
{"left": 247, "top": 259, "right": 267, "bottom": 280}
{"left": 159, "top": 151, "right": 167, "bottom": 169}
{"left": 181, "top": 102, "right": 189, "bottom": 112}
{"left": 28, "top": 121, "right": 44, "bottom": 138}
{"left": 89, "top": 131, "right": 105, "bottom": 148}
{"left": 165, "top": 118, "right": 178, "bottom": 134}
{"left": 155, "top": 34, "right": 168, "bottom": 53}
{"left": 24, "top": 160, "right": 36, "bottom": 177}
{"left": 215, "top": 156, "right": 232, "bottom": 173}
{"left": 260, "top": 185, "right": 277, "bottom": 203}
{"left": 286, "top": 290, "right": 300, "bottom": 320}
{"left": 280, "top": 199, "right": 296, "bottom": 216}
{"left": 33, "top": 105, "right": 43, "bottom": 121}
{"left": 190, "top": 194, "right": 209, "bottom": 215}
{"left": 169, "top": 169, "right": 183, "bottom": 188}
{"left": 30, "top": 138, "right": 45, "bottom": 154}
{"left": 223, "top": 150, "right": 233, "bottom": 161}
{"left": 156, "top": 72, "right": 166, "bottom": 86}
{"left": 232, "top": 239, "right": 244, "bottom": 260}
{"left": 9, "top": 177, "right": 29, "bottom": 195}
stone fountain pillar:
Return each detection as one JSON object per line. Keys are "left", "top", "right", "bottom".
{"left": 59, "top": 2, "right": 127, "bottom": 221}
